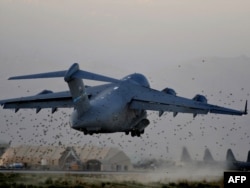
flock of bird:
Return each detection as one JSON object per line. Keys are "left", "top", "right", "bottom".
{"left": 0, "top": 62, "right": 249, "bottom": 163}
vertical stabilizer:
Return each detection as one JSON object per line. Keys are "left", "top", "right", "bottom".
{"left": 226, "top": 149, "right": 236, "bottom": 162}
{"left": 64, "top": 63, "right": 90, "bottom": 117}
{"left": 181, "top": 147, "right": 192, "bottom": 162}
{"left": 247, "top": 150, "right": 250, "bottom": 162}
{"left": 203, "top": 148, "right": 214, "bottom": 162}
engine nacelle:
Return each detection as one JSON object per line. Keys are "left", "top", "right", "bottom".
{"left": 159, "top": 88, "right": 177, "bottom": 117}
{"left": 35, "top": 90, "right": 53, "bottom": 113}
{"left": 161, "top": 88, "right": 177, "bottom": 96}
{"left": 192, "top": 94, "right": 208, "bottom": 118}
{"left": 193, "top": 94, "right": 207, "bottom": 103}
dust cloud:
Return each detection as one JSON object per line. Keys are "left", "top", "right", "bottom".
{"left": 145, "top": 166, "right": 223, "bottom": 183}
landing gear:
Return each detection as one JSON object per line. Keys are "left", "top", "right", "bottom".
{"left": 83, "top": 131, "right": 93, "bottom": 135}
{"left": 128, "top": 118, "right": 149, "bottom": 137}
{"left": 130, "top": 130, "right": 143, "bottom": 137}
{"left": 131, "top": 131, "right": 136, "bottom": 137}
{"left": 125, "top": 130, "right": 142, "bottom": 137}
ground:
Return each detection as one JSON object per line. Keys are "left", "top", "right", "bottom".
{"left": 0, "top": 171, "right": 223, "bottom": 188}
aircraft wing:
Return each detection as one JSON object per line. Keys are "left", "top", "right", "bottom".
{"left": 0, "top": 91, "right": 73, "bottom": 113}
{"left": 129, "top": 85, "right": 247, "bottom": 117}
{"left": 0, "top": 84, "right": 112, "bottom": 113}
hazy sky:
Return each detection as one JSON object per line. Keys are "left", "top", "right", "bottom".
{"left": 0, "top": 0, "right": 250, "bottom": 162}
{"left": 1, "top": 0, "right": 250, "bottom": 69}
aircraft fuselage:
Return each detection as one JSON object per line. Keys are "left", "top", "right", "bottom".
{"left": 69, "top": 74, "right": 150, "bottom": 136}
{"left": 1, "top": 63, "right": 246, "bottom": 137}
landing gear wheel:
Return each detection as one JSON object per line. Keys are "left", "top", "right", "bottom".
{"left": 136, "top": 130, "right": 141, "bottom": 137}
{"left": 130, "top": 130, "right": 141, "bottom": 137}
{"left": 131, "top": 131, "right": 136, "bottom": 137}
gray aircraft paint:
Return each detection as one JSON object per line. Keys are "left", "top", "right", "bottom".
{"left": 0, "top": 63, "right": 247, "bottom": 138}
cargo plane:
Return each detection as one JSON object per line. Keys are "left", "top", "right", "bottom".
{"left": 0, "top": 63, "right": 247, "bottom": 137}
{"left": 226, "top": 149, "right": 250, "bottom": 171}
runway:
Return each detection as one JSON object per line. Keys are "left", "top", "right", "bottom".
{"left": 0, "top": 168, "right": 225, "bottom": 188}
{"left": 0, "top": 169, "right": 146, "bottom": 175}
{"left": 0, "top": 168, "right": 223, "bottom": 182}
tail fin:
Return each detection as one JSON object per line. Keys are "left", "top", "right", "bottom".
{"left": 247, "top": 150, "right": 250, "bottom": 162}
{"left": 181, "top": 147, "right": 192, "bottom": 162}
{"left": 8, "top": 63, "right": 120, "bottom": 116}
{"left": 64, "top": 64, "right": 90, "bottom": 116}
{"left": 226, "top": 149, "right": 236, "bottom": 162}
{"left": 203, "top": 148, "right": 214, "bottom": 162}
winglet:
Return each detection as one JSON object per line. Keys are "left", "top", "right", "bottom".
{"left": 244, "top": 100, "right": 248, "bottom": 115}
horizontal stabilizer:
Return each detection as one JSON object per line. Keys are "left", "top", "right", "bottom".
{"left": 74, "top": 70, "right": 120, "bottom": 83}
{"left": 8, "top": 63, "right": 121, "bottom": 84}
{"left": 9, "top": 71, "right": 66, "bottom": 80}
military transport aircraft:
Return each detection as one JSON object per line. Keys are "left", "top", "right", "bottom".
{"left": 0, "top": 63, "right": 248, "bottom": 137}
{"left": 226, "top": 149, "right": 250, "bottom": 171}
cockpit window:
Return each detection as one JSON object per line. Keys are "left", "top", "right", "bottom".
{"left": 122, "top": 73, "right": 150, "bottom": 87}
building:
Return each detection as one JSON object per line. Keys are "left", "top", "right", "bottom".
{"left": 0, "top": 139, "right": 9, "bottom": 159}
{"left": 74, "top": 145, "right": 131, "bottom": 171}
{"left": 0, "top": 145, "right": 132, "bottom": 171}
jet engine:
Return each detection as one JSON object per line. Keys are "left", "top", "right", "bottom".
{"left": 192, "top": 94, "right": 207, "bottom": 103}
{"left": 159, "top": 88, "right": 177, "bottom": 117}
{"left": 36, "top": 90, "right": 55, "bottom": 113}
{"left": 162, "top": 88, "right": 177, "bottom": 96}
{"left": 192, "top": 94, "right": 207, "bottom": 118}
